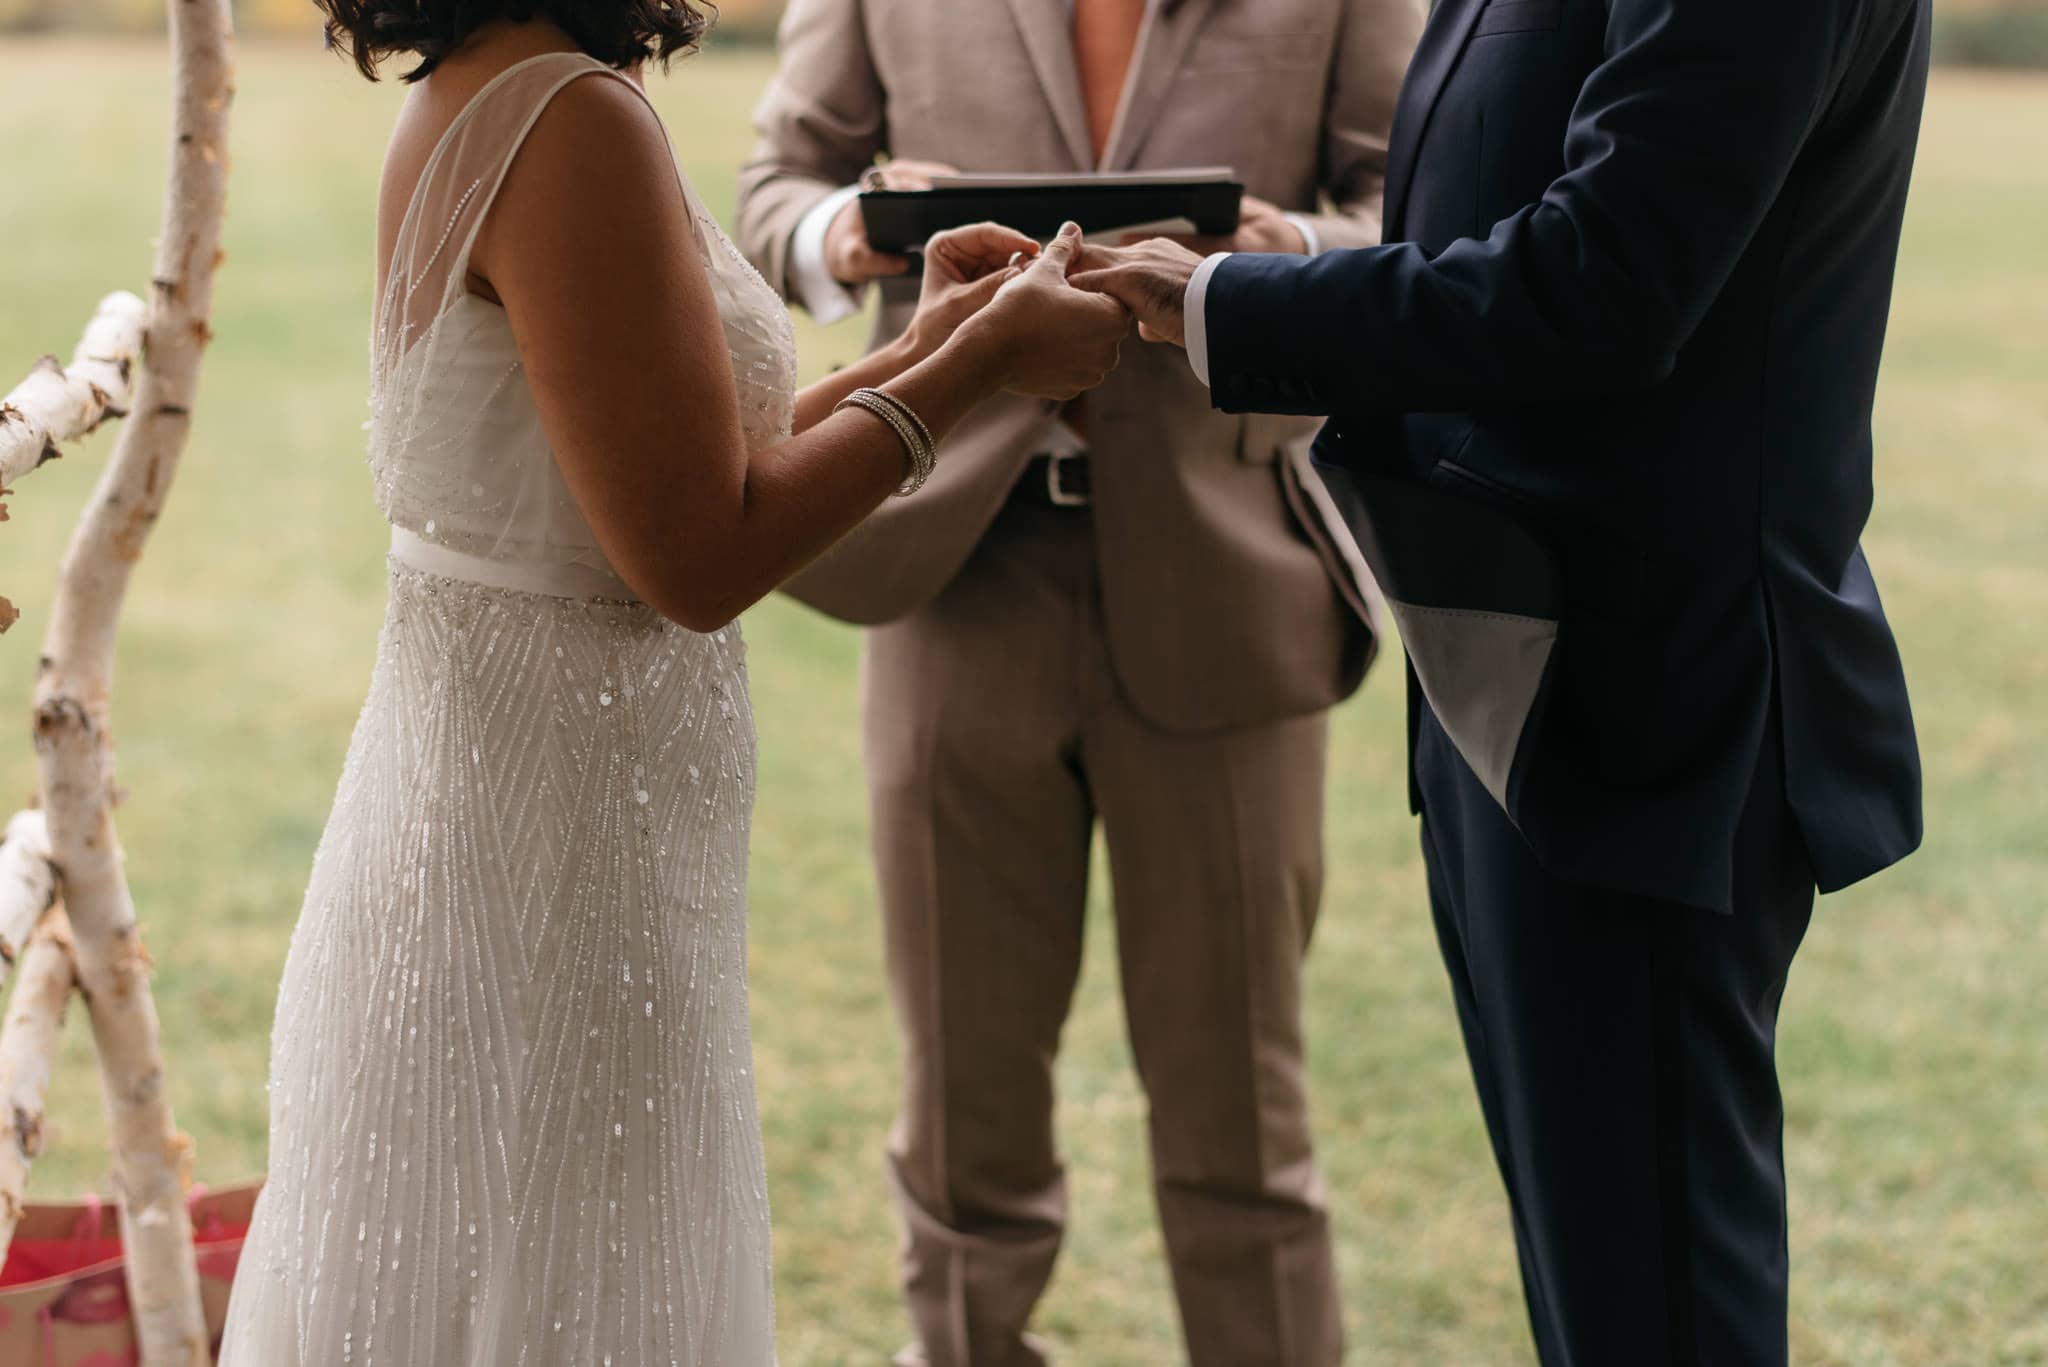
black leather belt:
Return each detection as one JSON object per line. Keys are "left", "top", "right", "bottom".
{"left": 1011, "top": 452, "right": 1092, "bottom": 508}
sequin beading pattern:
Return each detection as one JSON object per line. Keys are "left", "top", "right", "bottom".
{"left": 219, "top": 51, "right": 793, "bottom": 1367}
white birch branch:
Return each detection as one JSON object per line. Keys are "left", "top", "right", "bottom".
{"left": 0, "top": 291, "right": 148, "bottom": 488}
{"left": 0, "top": 907, "right": 76, "bottom": 1258}
{"left": 0, "top": 810, "right": 59, "bottom": 995}
{"left": 30, "top": 2, "right": 234, "bottom": 1361}
{"left": 35, "top": 708, "right": 205, "bottom": 1363}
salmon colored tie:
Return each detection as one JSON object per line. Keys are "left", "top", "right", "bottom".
{"left": 1073, "top": 0, "right": 1148, "bottom": 165}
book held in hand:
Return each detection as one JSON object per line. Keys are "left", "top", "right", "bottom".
{"left": 859, "top": 168, "right": 1244, "bottom": 254}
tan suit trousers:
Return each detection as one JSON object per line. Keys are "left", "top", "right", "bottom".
{"left": 864, "top": 501, "right": 1341, "bottom": 1367}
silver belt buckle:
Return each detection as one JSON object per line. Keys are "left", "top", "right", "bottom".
{"left": 1046, "top": 450, "right": 1090, "bottom": 507}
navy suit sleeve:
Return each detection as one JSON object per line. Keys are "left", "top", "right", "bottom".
{"left": 1206, "top": 0, "right": 1856, "bottom": 415}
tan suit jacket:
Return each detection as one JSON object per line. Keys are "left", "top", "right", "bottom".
{"left": 738, "top": 0, "right": 1423, "bottom": 734}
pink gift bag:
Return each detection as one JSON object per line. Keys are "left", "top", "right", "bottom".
{"left": 0, "top": 1182, "right": 260, "bottom": 1366}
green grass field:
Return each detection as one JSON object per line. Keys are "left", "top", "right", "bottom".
{"left": 2, "top": 39, "right": 2043, "bottom": 1365}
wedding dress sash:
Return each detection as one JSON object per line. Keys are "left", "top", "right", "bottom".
{"left": 390, "top": 525, "right": 641, "bottom": 603}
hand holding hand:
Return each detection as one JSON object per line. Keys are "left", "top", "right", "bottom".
{"left": 905, "top": 222, "right": 1040, "bottom": 359}
{"left": 823, "top": 158, "right": 959, "bottom": 286}
{"left": 959, "top": 223, "right": 1132, "bottom": 400}
{"left": 1069, "top": 238, "right": 1205, "bottom": 348}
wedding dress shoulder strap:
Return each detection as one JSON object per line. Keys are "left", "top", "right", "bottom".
{"left": 377, "top": 51, "right": 632, "bottom": 359}
{"left": 363, "top": 46, "right": 789, "bottom": 575}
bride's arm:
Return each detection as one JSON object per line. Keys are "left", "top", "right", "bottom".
{"left": 472, "top": 76, "right": 1124, "bottom": 633}
{"left": 788, "top": 228, "right": 1039, "bottom": 436}
{"left": 789, "top": 338, "right": 929, "bottom": 436}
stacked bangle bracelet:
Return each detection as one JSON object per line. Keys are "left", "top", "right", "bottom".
{"left": 836, "top": 386, "right": 939, "bottom": 497}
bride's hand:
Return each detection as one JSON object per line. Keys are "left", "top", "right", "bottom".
{"left": 957, "top": 223, "right": 1131, "bottom": 400}
{"left": 903, "top": 222, "right": 1041, "bottom": 359}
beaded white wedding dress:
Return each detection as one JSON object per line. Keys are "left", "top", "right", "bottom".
{"left": 220, "top": 52, "right": 795, "bottom": 1366}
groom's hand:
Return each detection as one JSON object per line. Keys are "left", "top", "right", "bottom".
{"left": 1069, "top": 240, "right": 1204, "bottom": 348}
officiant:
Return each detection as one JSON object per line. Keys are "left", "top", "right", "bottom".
{"left": 738, "top": 1, "right": 1422, "bottom": 1362}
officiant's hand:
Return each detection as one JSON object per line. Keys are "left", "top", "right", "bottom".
{"left": 903, "top": 222, "right": 1041, "bottom": 360}
{"left": 1125, "top": 194, "right": 1308, "bottom": 257}
{"left": 1070, "top": 238, "right": 1204, "bottom": 348}
{"left": 955, "top": 223, "right": 1131, "bottom": 400}
{"left": 824, "top": 158, "right": 959, "bottom": 286}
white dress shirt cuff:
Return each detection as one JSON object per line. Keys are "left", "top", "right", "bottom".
{"left": 788, "top": 184, "right": 867, "bottom": 325}
{"left": 1184, "top": 251, "right": 1231, "bottom": 389}
{"left": 1283, "top": 212, "right": 1324, "bottom": 257}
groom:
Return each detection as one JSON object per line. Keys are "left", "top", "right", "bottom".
{"left": 1077, "top": 0, "right": 1930, "bottom": 1362}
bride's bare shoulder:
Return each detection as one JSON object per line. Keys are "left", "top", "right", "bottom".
{"left": 478, "top": 63, "right": 676, "bottom": 240}
{"left": 467, "top": 62, "right": 685, "bottom": 307}
{"left": 378, "top": 28, "right": 602, "bottom": 193}
{"left": 375, "top": 30, "right": 671, "bottom": 294}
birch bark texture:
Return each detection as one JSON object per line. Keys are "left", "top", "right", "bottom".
{"left": 5, "top": 2, "right": 236, "bottom": 1362}
{"left": 0, "top": 907, "right": 76, "bottom": 1253}
{"left": 0, "top": 291, "right": 147, "bottom": 491}
{"left": 0, "top": 294, "right": 146, "bottom": 632}
{"left": 0, "top": 810, "right": 58, "bottom": 984}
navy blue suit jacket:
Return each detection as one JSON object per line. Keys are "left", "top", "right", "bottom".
{"left": 1203, "top": 0, "right": 1928, "bottom": 911}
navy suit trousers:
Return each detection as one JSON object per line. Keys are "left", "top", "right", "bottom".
{"left": 1416, "top": 705, "right": 1815, "bottom": 1366}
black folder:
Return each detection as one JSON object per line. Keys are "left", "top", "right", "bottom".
{"left": 859, "top": 171, "right": 1244, "bottom": 255}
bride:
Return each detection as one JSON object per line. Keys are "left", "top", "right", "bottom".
{"left": 217, "top": 4, "right": 1128, "bottom": 1363}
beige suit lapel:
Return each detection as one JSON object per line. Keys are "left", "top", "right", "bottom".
{"left": 1102, "top": 0, "right": 1226, "bottom": 172}
{"left": 999, "top": 0, "right": 1096, "bottom": 171}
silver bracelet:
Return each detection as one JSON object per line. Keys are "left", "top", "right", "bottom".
{"left": 838, "top": 390, "right": 928, "bottom": 494}
{"left": 862, "top": 389, "right": 937, "bottom": 493}
{"left": 836, "top": 387, "right": 939, "bottom": 496}
{"left": 879, "top": 387, "right": 935, "bottom": 457}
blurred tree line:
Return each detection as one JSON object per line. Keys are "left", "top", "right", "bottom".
{"left": 2, "top": 0, "right": 2043, "bottom": 64}
{"left": 0, "top": 0, "right": 787, "bottom": 37}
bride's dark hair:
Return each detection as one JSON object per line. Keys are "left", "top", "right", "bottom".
{"left": 315, "top": 0, "right": 714, "bottom": 82}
